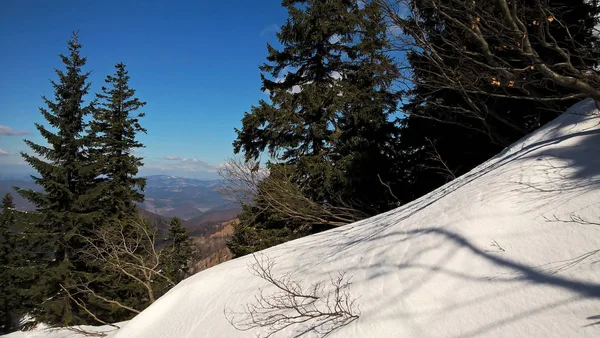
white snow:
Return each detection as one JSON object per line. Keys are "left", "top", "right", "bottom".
{"left": 5, "top": 99, "right": 600, "bottom": 337}
{"left": 1, "top": 323, "right": 123, "bottom": 338}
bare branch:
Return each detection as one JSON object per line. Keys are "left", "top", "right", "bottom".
{"left": 64, "top": 327, "right": 108, "bottom": 337}
{"left": 544, "top": 214, "right": 600, "bottom": 227}
{"left": 75, "top": 284, "right": 141, "bottom": 315}
{"left": 377, "top": 174, "right": 401, "bottom": 204}
{"left": 217, "top": 156, "right": 268, "bottom": 205}
{"left": 225, "top": 254, "right": 360, "bottom": 337}
{"left": 59, "top": 284, "right": 119, "bottom": 330}
{"left": 73, "top": 218, "right": 173, "bottom": 316}
{"left": 218, "top": 157, "right": 369, "bottom": 229}
{"left": 424, "top": 137, "right": 457, "bottom": 181}
{"left": 378, "top": 0, "right": 600, "bottom": 142}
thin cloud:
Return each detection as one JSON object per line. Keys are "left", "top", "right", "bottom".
{"left": 181, "top": 157, "right": 218, "bottom": 170}
{"left": 0, "top": 125, "right": 28, "bottom": 136}
{"left": 154, "top": 156, "right": 220, "bottom": 171}
{"left": 0, "top": 148, "right": 9, "bottom": 156}
{"left": 260, "top": 24, "right": 279, "bottom": 37}
{"left": 173, "top": 165, "right": 210, "bottom": 172}
{"left": 141, "top": 156, "right": 221, "bottom": 178}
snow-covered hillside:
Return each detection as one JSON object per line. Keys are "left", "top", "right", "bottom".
{"left": 6, "top": 99, "right": 600, "bottom": 337}
{"left": 1, "top": 323, "right": 121, "bottom": 338}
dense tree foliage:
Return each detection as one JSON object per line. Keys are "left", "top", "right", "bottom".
{"left": 230, "top": 0, "right": 401, "bottom": 256}
{"left": 0, "top": 193, "right": 17, "bottom": 333}
{"left": 1, "top": 194, "right": 14, "bottom": 210}
{"left": 228, "top": 0, "right": 600, "bottom": 257}
{"left": 15, "top": 32, "right": 102, "bottom": 325}
{"left": 383, "top": 0, "right": 600, "bottom": 198}
{"left": 89, "top": 62, "right": 147, "bottom": 220}
{"left": 162, "top": 217, "right": 195, "bottom": 283}
{"left": 0, "top": 196, "right": 42, "bottom": 333}
{"left": 8, "top": 34, "right": 173, "bottom": 330}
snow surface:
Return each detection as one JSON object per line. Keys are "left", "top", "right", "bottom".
{"left": 5, "top": 99, "right": 600, "bottom": 337}
{"left": 1, "top": 323, "right": 122, "bottom": 338}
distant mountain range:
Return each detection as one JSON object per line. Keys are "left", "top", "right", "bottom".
{"left": 0, "top": 179, "right": 39, "bottom": 211}
{"left": 182, "top": 208, "right": 241, "bottom": 236}
{"left": 140, "top": 175, "right": 239, "bottom": 220}
{"left": 0, "top": 175, "right": 241, "bottom": 231}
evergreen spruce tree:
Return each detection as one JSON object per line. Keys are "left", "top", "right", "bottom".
{"left": 0, "top": 193, "right": 41, "bottom": 333}
{"left": 89, "top": 62, "right": 146, "bottom": 220}
{"left": 234, "top": 0, "right": 361, "bottom": 163}
{"left": 331, "top": 1, "right": 402, "bottom": 210}
{"left": 1, "top": 193, "right": 14, "bottom": 210}
{"left": 0, "top": 193, "right": 16, "bottom": 333}
{"left": 230, "top": 0, "right": 400, "bottom": 255}
{"left": 231, "top": 0, "right": 359, "bottom": 254}
{"left": 78, "top": 62, "right": 148, "bottom": 323}
{"left": 162, "top": 217, "right": 194, "bottom": 284}
{"left": 15, "top": 32, "right": 100, "bottom": 326}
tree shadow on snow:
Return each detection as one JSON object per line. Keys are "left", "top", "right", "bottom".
{"left": 289, "top": 100, "right": 600, "bottom": 255}
{"left": 325, "top": 227, "right": 600, "bottom": 337}
{"left": 585, "top": 315, "right": 600, "bottom": 327}
{"left": 270, "top": 100, "right": 600, "bottom": 336}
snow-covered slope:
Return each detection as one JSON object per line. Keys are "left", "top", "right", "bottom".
{"left": 1, "top": 323, "right": 121, "bottom": 338}
{"left": 6, "top": 99, "right": 600, "bottom": 338}
{"left": 112, "top": 99, "right": 600, "bottom": 337}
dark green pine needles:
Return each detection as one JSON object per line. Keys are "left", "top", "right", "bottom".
{"left": 89, "top": 62, "right": 147, "bottom": 221}
{"left": 229, "top": 0, "right": 401, "bottom": 257}
{"left": 16, "top": 32, "right": 100, "bottom": 326}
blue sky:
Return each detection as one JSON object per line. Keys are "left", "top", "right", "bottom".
{"left": 0, "top": 0, "right": 288, "bottom": 179}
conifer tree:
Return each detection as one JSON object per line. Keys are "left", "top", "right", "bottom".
{"left": 15, "top": 32, "right": 99, "bottom": 326}
{"left": 230, "top": 0, "right": 400, "bottom": 254}
{"left": 89, "top": 62, "right": 146, "bottom": 220}
{"left": 1, "top": 193, "right": 14, "bottom": 210}
{"left": 235, "top": 1, "right": 399, "bottom": 201}
{"left": 331, "top": 1, "right": 401, "bottom": 210}
{"left": 0, "top": 193, "right": 15, "bottom": 333}
{"left": 232, "top": 0, "right": 364, "bottom": 251}
{"left": 162, "top": 217, "right": 194, "bottom": 283}
{"left": 0, "top": 193, "right": 39, "bottom": 333}
{"left": 234, "top": 0, "right": 361, "bottom": 163}
{"left": 76, "top": 62, "right": 148, "bottom": 323}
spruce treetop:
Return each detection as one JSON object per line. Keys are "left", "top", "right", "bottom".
{"left": 89, "top": 62, "right": 147, "bottom": 218}
{"left": 1, "top": 193, "right": 14, "bottom": 210}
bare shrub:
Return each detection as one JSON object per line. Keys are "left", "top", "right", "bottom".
{"left": 217, "top": 156, "right": 268, "bottom": 206}
{"left": 378, "top": 0, "right": 600, "bottom": 142}
{"left": 64, "top": 326, "right": 110, "bottom": 337}
{"left": 225, "top": 254, "right": 360, "bottom": 337}
{"left": 544, "top": 213, "right": 600, "bottom": 226}
{"left": 218, "top": 156, "right": 368, "bottom": 228}
{"left": 73, "top": 218, "right": 174, "bottom": 316}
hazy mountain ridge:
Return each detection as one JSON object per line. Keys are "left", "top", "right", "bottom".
{"left": 0, "top": 175, "right": 240, "bottom": 223}
{"left": 139, "top": 175, "right": 237, "bottom": 220}
{"left": 0, "top": 180, "right": 40, "bottom": 211}
{"left": 183, "top": 208, "right": 242, "bottom": 237}
{"left": 143, "top": 175, "right": 221, "bottom": 189}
